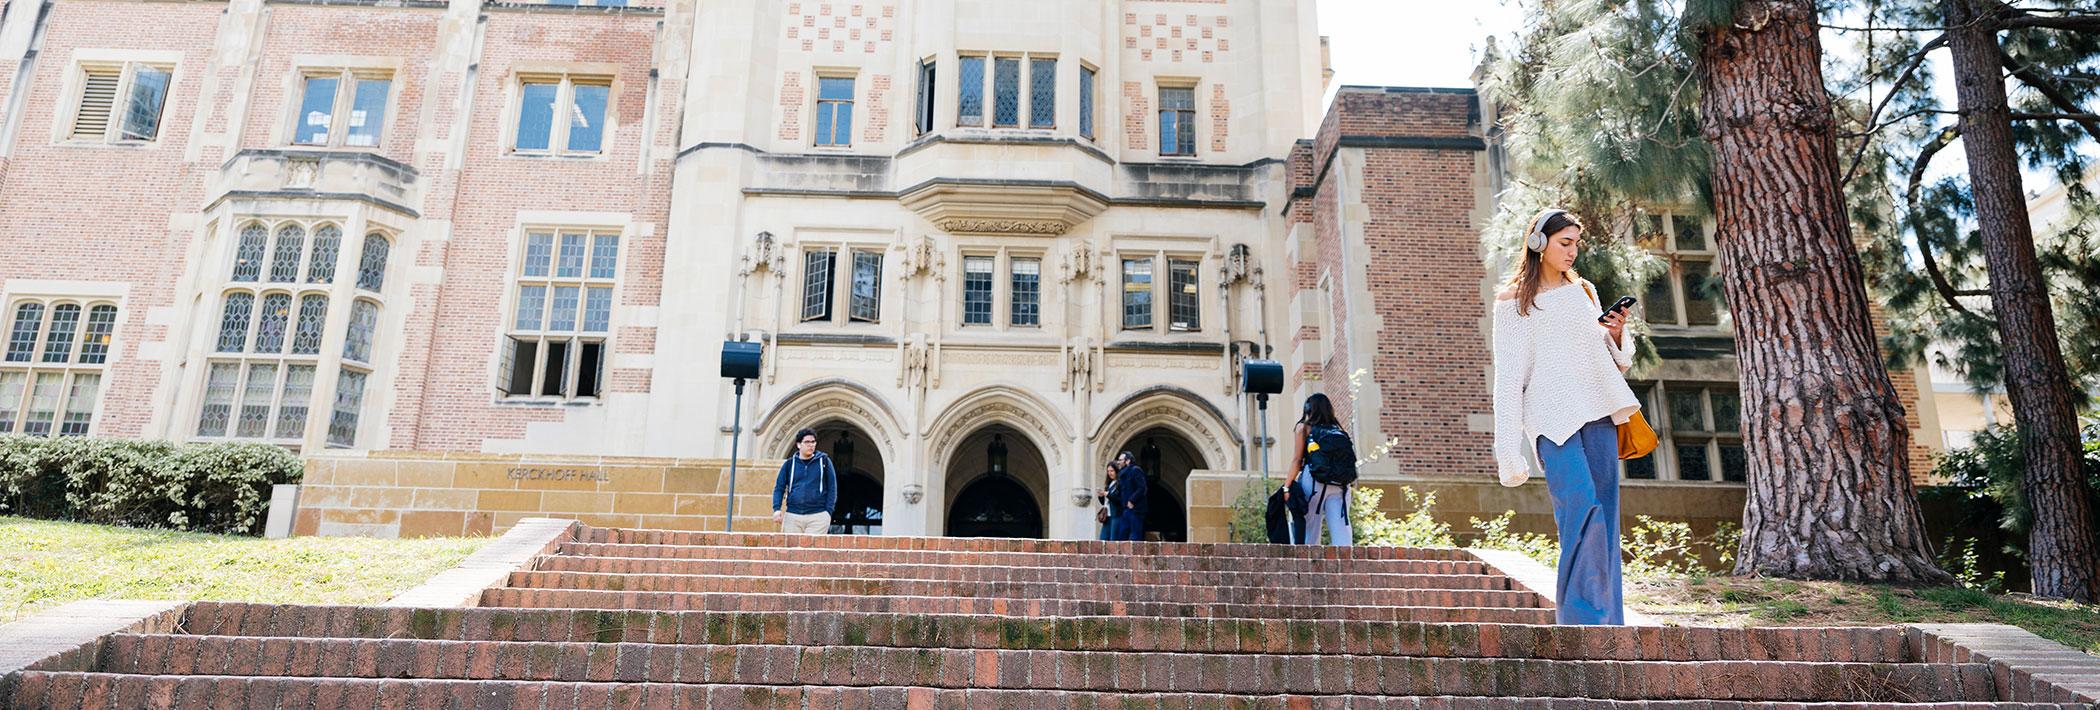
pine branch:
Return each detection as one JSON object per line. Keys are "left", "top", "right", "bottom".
{"left": 1998, "top": 51, "right": 2100, "bottom": 144}
{"left": 1903, "top": 126, "right": 1991, "bottom": 318}
{"left": 1991, "top": 3, "right": 2100, "bottom": 32}
{"left": 2009, "top": 111, "right": 2100, "bottom": 121}
{"left": 1841, "top": 34, "right": 1949, "bottom": 187}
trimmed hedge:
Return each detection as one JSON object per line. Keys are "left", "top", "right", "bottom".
{"left": 0, "top": 436, "right": 303, "bottom": 535}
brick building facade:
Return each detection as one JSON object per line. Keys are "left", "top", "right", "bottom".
{"left": 0, "top": 0, "right": 1943, "bottom": 539}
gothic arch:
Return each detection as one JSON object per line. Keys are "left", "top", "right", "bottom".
{"left": 754, "top": 378, "right": 906, "bottom": 463}
{"left": 1091, "top": 386, "right": 1240, "bottom": 472}
{"left": 923, "top": 385, "right": 1074, "bottom": 475}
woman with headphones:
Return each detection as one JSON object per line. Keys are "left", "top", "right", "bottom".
{"left": 1492, "top": 207, "right": 1642, "bottom": 625}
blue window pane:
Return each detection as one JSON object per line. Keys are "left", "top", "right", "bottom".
{"left": 523, "top": 232, "right": 554, "bottom": 277}
{"left": 294, "top": 76, "right": 339, "bottom": 145}
{"left": 819, "top": 77, "right": 854, "bottom": 100}
{"left": 556, "top": 232, "right": 587, "bottom": 278}
{"left": 345, "top": 78, "right": 389, "bottom": 148}
{"left": 957, "top": 57, "right": 984, "bottom": 124}
{"left": 1028, "top": 58, "right": 1055, "bottom": 127}
{"left": 589, "top": 235, "right": 619, "bottom": 278}
{"left": 120, "top": 66, "right": 171, "bottom": 141}
{"left": 567, "top": 83, "right": 608, "bottom": 153}
{"left": 514, "top": 285, "right": 546, "bottom": 331}
{"left": 516, "top": 82, "right": 558, "bottom": 151}
{"left": 1079, "top": 68, "right": 1095, "bottom": 139}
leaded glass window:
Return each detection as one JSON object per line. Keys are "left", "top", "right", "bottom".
{"left": 253, "top": 293, "right": 292, "bottom": 354}
{"left": 957, "top": 56, "right": 985, "bottom": 125}
{"left": 291, "top": 295, "right": 328, "bottom": 355}
{"left": 849, "top": 251, "right": 882, "bottom": 323}
{"left": 357, "top": 234, "right": 390, "bottom": 291}
{"left": 815, "top": 76, "right": 855, "bottom": 147}
{"left": 1028, "top": 57, "right": 1055, "bottom": 127}
{"left": 1630, "top": 382, "right": 1746, "bottom": 484}
{"left": 327, "top": 369, "right": 366, "bottom": 447}
{"left": 802, "top": 249, "right": 836, "bottom": 322}
{"left": 275, "top": 365, "right": 314, "bottom": 438}
{"left": 1079, "top": 66, "right": 1096, "bottom": 140}
{"left": 268, "top": 225, "right": 305, "bottom": 283}
{"left": 58, "top": 374, "right": 97, "bottom": 435}
{"left": 2, "top": 299, "right": 118, "bottom": 436}
{"left": 307, "top": 225, "right": 341, "bottom": 283}
{"left": 1168, "top": 259, "right": 1200, "bottom": 332}
{"left": 1160, "top": 86, "right": 1196, "bottom": 156}
{"left": 216, "top": 293, "right": 254, "bottom": 353}
{"left": 6, "top": 303, "right": 42, "bottom": 363}
{"left": 503, "top": 227, "right": 616, "bottom": 400}
{"left": 79, "top": 306, "right": 116, "bottom": 364}
{"left": 22, "top": 373, "right": 60, "bottom": 435}
{"left": 236, "top": 363, "right": 277, "bottom": 438}
{"left": 343, "top": 300, "right": 377, "bottom": 363}
{"left": 992, "top": 57, "right": 1020, "bottom": 127}
{"left": 40, "top": 305, "right": 79, "bottom": 363}
{"left": 196, "top": 363, "right": 239, "bottom": 437}
{"left": 233, "top": 224, "right": 267, "bottom": 282}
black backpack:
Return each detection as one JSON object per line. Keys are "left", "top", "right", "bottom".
{"left": 1306, "top": 425, "right": 1358, "bottom": 486}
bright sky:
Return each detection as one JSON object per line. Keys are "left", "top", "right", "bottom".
{"left": 1317, "top": 0, "right": 1525, "bottom": 97}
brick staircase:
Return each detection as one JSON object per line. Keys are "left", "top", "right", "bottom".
{"left": 5, "top": 526, "right": 2096, "bottom": 708}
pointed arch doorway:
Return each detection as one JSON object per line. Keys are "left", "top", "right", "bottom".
{"left": 942, "top": 426, "right": 1049, "bottom": 538}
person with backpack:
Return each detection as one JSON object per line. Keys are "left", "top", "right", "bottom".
{"left": 1095, "top": 461, "right": 1119, "bottom": 540}
{"left": 1285, "top": 393, "right": 1357, "bottom": 546}
{"left": 1490, "top": 208, "right": 1642, "bottom": 625}
{"left": 771, "top": 428, "right": 839, "bottom": 534}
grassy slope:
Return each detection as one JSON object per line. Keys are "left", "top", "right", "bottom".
{"left": 1628, "top": 576, "right": 2100, "bottom": 656}
{"left": 0, "top": 516, "right": 487, "bottom": 624}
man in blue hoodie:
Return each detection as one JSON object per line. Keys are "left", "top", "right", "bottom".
{"left": 1110, "top": 451, "right": 1148, "bottom": 541}
{"left": 771, "top": 428, "right": 838, "bottom": 534}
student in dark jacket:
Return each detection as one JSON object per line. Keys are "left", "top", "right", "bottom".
{"left": 771, "top": 428, "right": 838, "bottom": 534}
{"left": 1110, "top": 451, "right": 1148, "bottom": 541}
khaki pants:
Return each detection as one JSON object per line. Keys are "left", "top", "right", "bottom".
{"left": 781, "top": 511, "right": 831, "bottom": 535}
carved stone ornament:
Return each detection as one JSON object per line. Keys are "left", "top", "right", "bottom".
{"left": 936, "top": 218, "right": 1068, "bottom": 235}
{"left": 738, "top": 230, "right": 785, "bottom": 277}
{"left": 901, "top": 483, "right": 924, "bottom": 504}
{"left": 896, "top": 236, "right": 946, "bottom": 277}
{"left": 1060, "top": 246, "right": 1097, "bottom": 283}
{"left": 899, "top": 181, "right": 1109, "bottom": 236}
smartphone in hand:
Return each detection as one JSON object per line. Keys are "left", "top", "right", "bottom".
{"left": 1598, "top": 296, "right": 1637, "bottom": 323}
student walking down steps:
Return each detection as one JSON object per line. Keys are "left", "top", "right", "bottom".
{"left": 1492, "top": 207, "right": 1642, "bottom": 625}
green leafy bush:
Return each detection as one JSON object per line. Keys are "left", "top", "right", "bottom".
{"left": 1350, "top": 486, "right": 1455, "bottom": 548}
{"left": 1467, "top": 511, "right": 1560, "bottom": 567}
{"left": 0, "top": 436, "right": 302, "bottom": 535}
{"left": 1930, "top": 418, "right": 2100, "bottom": 561}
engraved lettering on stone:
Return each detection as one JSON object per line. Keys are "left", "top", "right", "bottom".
{"left": 938, "top": 219, "right": 1068, "bottom": 235}
{"left": 507, "top": 467, "right": 610, "bottom": 482}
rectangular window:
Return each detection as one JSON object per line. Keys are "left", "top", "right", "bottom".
{"left": 962, "top": 256, "right": 994, "bottom": 326}
{"left": 71, "top": 62, "right": 173, "bottom": 142}
{"left": 4, "top": 300, "right": 118, "bottom": 437}
{"left": 1079, "top": 66, "right": 1096, "bottom": 140}
{"left": 326, "top": 369, "right": 366, "bottom": 448}
{"left": 292, "top": 70, "right": 391, "bottom": 148}
{"left": 957, "top": 56, "right": 985, "bottom": 126}
{"left": 1122, "top": 258, "right": 1154, "bottom": 330}
{"left": 914, "top": 59, "right": 936, "bottom": 135}
{"left": 1168, "top": 258, "right": 1200, "bottom": 332}
{"left": 502, "top": 228, "right": 617, "bottom": 400}
{"left": 815, "top": 76, "right": 855, "bottom": 147}
{"left": 1638, "top": 210, "right": 1726, "bottom": 330}
{"left": 992, "top": 57, "right": 1021, "bottom": 127}
{"left": 801, "top": 249, "right": 836, "bottom": 322}
{"left": 1681, "top": 260, "right": 1723, "bottom": 327}
{"left": 1028, "top": 57, "right": 1056, "bottom": 128}
{"left": 1010, "top": 258, "right": 1040, "bottom": 327}
{"left": 1159, "top": 86, "right": 1196, "bottom": 156}
{"left": 514, "top": 75, "right": 612, "bottom": 155}
{"left": 849, "top": 251, "right": 882, "bottom": 323}
{"left": 1633, "top": 382, "right": 1745, "bottom": 483}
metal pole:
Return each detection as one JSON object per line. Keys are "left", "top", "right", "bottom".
{"left": 1257, "top": 393, "right": 1269, "bottom": 480}
{"left": 725, "top": 378, "right": 746, "bottom": 532}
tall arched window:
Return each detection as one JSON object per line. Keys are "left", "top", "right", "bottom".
{"left": 357, "top": 234, "right": 390, "bottom": 291}
{"left": 253, "top": 294, "right": 292, "bottom": 354}
{"left": 215, "top": 293, "right": 253, "bottom": 353}
{"left": 343, "top": 300, "right": 377, "bottom": 363}
{"left": 291, "top": 295, "right": 328, "bottom": 355}
{"left": 267, "top": 224, "right": 306, "bottom": 283}
{"left": 232, "top": 224, "right": 267, "bottom": 282}
{"left": 2, "top": 298, "right": 120, "bottom": 436}
{"left": 307, "top": 224, "right": 341, "bottom": 283}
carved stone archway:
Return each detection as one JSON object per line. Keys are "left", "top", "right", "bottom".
{"left": 922, "top": 385, "right": 1074, "bottom": 477}
{"left": 753, "top": 378, "right": 907, "bottom": 466}
{"left": 1091, "top": 386, "right": 1241, "bottom": 473}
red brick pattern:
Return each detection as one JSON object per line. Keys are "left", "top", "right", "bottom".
{"left": 784, "top": 3, "right": 896, "bottom": 54}
{"left": 1209, "top": 83, "right": 1229, "bottom": 153}
{"left": 864, "top": 73, "right": 890, "bottom": 144}
{"left": 1121, "top": 81, "right": 1147, "bottom": 151}
{"left": 778, "top": 71, "right": 803, "bottom": 142}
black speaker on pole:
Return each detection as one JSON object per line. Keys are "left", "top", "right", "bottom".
{"left": 720, "top": 339, "right": 764, "bottom": 531}
{"left": 1241, "top": 359, "right": 1284, "bottom": 395}
{"left": 721, "top": 340, "right": 763, "bottom": 380}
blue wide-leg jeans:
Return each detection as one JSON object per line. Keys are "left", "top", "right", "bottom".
{"left": 1534, "top": 417, "right": 1626, "bottom": 625}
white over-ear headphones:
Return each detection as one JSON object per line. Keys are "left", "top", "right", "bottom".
{"left": 1527, "top": 208, "right": 1567, "bottom": 253}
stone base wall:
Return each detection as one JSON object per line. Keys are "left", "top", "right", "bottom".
{"left": 1184, "top": 471, "right": 1747, "bottom": 547}
{"left": 294, "top": 452, "right": 779, "bottom": 538}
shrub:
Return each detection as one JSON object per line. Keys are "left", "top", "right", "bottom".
{"left": 0, "top": 436, "right": 302, "bottom": 535}
{"left": 1930, "top": 418, "right": 2100, "bottom": 560}
{"left": 1350, "top": 485, "right": 1455, "bottom": 548}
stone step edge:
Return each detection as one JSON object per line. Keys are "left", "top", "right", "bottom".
{"left": 500, "top": 571, "right": 1534, "bottom": 600}
{"left": 530, "top": 555, "right": 1512, "bottom": 588}
{"left": 10, "top": 673, "right": 2091, "bottom": 710}
{"left": 557, "top": 538, "right": 1479, "bottom": 566}
{"left": 169, "top": 602, "right": 1909, "bottom": 663}
{"left": 384, "top": 517, "right": 578, "bottom": 609}
{"left": 475, "top": 587, "right": 1555, "bottom": 616}
{"left": 575, "top": 527, "right": 1477, "bottom": 561}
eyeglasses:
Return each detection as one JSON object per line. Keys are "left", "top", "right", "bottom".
{"left": 798, "top": 440, "right": 818, "bottom": 445}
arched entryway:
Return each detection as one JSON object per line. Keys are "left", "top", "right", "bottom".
{"left": 942, "top": 425, "right": 1049, "bottom": 538}
{"left": 1110, "top": 427, "right": 1208, "bottom": 543}
{"left": 784, "top": 423, "right": 885, "bottom": 535}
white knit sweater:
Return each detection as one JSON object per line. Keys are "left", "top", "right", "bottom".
{"left": 1492, "top": 281, "right": 1641, "bottom": 485}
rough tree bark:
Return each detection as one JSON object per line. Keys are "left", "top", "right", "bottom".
{"left": 1942, "top": 0, "right": 2100, "bottom": 603}
{"left": 1695, "top": 0, "right": 1950, "bottom": 582}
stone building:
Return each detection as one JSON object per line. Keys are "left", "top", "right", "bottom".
{"left": 0, "top": 0, "right": 1948, "bottom": 539}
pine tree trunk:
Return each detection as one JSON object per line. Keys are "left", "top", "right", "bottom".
{"left": 1696, "top": 0, "right": 1949, "bottom": 582}
{"left": 1943, "top": 0, "right": 2100, "bottom": 603}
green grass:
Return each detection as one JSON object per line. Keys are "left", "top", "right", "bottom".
{"left": 0, "top": 516, "right": 488, "bottom": 624}
{"left": 1631, "top": 576, "right": 2100, "bottom": 656}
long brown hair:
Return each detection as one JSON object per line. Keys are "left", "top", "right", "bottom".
{"left": 1507, "top": 210, "right": 1584, "bottom": 316}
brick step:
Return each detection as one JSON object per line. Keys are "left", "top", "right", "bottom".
{"left": 579, "top": 527, "right": 1475, "bottom": 562}
{"left": 91, "top": 635, "right": 1995, "bottom": 702}
{"left": 9, "top": 673, "right": 2085, "bottom": 710}
{"left": 478, "top": 587, "right": 1562, "bottom": 624}
{"left": 174, "top": 603, "right": 1911, "bottom": 663}
{"left": 531, "top": 555, "right": 1512, "bottom": 590}
{"left": 502, "top": 571, "right": 1541, "bottom": 608}
{"left": 555, "top": 542, "right": 1490, "bottom": 575}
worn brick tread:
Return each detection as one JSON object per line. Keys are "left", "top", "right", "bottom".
{"left": 7, "top": 673, "right": 2086, "bottom": 710}
{"left": 94, "top": 634, "right": 1996, "bottom": 702}
{"left": 574, "top": 529, "right": 1479, "bottom": 561}
{"left": 555, "top": 541, "right": 1485, "bottom": 574}
{"left": 172, "top": 603, "right": 1911, "bottom": 662}
{"left": 531, "top": 555, "right": 1512, "bottom": 590}
{"left": 476, "top": 588, "right": 1562, "bottom": 624}
{"left": 501, "top": 570, "right": 1540, "bottom": 608}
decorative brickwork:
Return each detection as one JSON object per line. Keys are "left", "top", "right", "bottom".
{"left": 778, "top": 71, "right": 804, "bottom": 142}
{"left": 1122, "top": 81, "right": 1147, "bottom": 150}
{"left": 1209, "top": 83, "right": 1228, "bottom": 153}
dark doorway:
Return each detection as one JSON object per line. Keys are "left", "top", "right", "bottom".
{"left": 829, "top": 471, "right": 883, "bottom": 535}
{"left": 946, "top": 475, "right": 1043, "bottom": 538}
